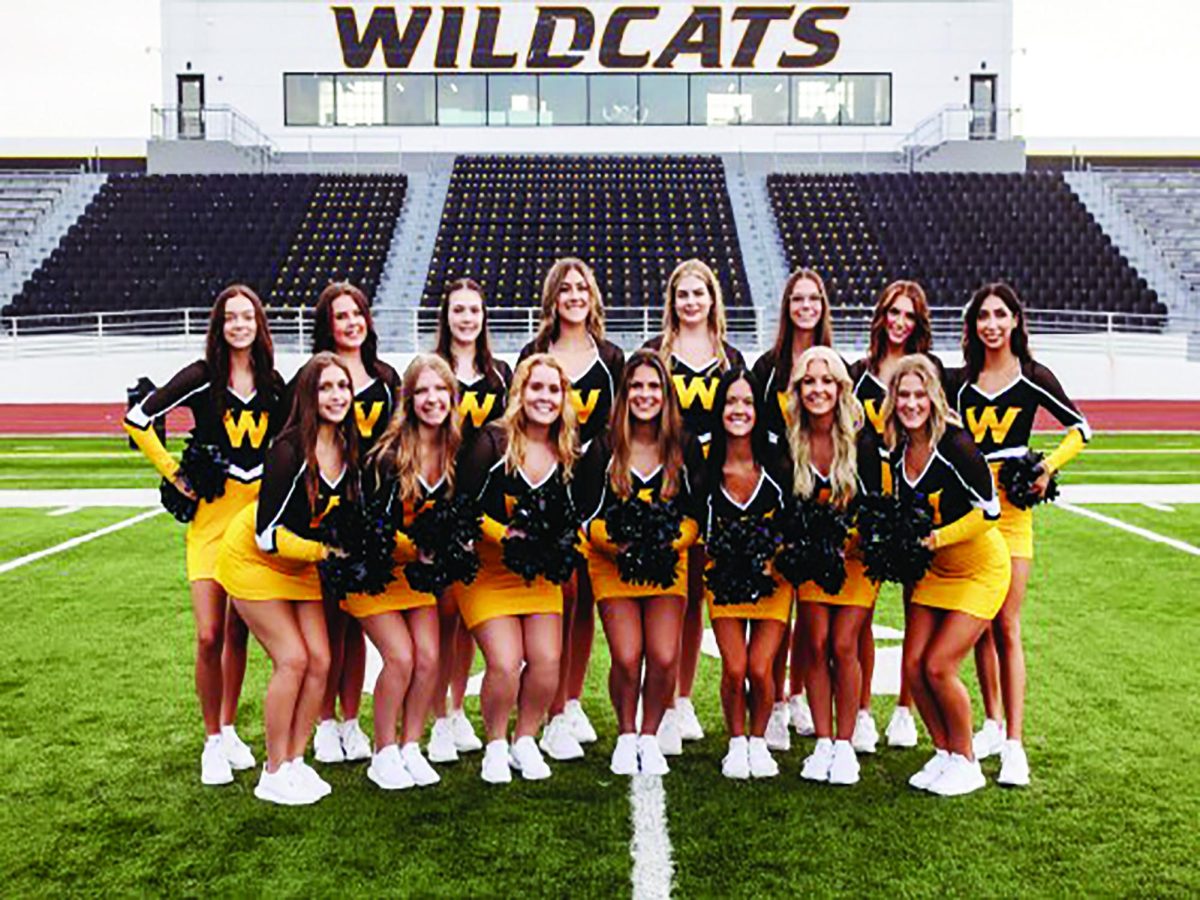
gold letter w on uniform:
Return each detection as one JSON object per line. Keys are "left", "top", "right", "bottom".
{"left": 672, "top": 375, "right": 718, "bottom": 411}
{"left": 355, "top": 401, "right": 384, "bottom": 438}
{"left": 224, "top": 410, "right": 269, "bottom": 449}
{"left": 460, "top": 393, "right": 496, "bottom": 429}
{"left": 571, "top": 389, "right": 600, "bottom": 424}
{"left": 966, "top": 406, "right": 1021, "bottom": 444}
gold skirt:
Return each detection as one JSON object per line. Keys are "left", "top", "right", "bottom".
{"left": 586, "top": 543, "right": 688, "bottom": 603}
{"left": 185, "top": 478, "right": 259, "bottom": 582}
{"left": 911, "top": 528, "right": 1011, "bottom": 620}
{"left": 707, "top": 565, "right": 794, "bottom": 623}
{"left": 456, "top": 541, "right": 564, "bottom": 630}
{"left": 215, "top": 504, "right": 322, "bottom": 602}
{"left": 990, "top": 462, "right": 1035, "bottom": 560}
{"left": 796, "top": 555, "right": 879, "bottom": 609}
{"left": 342, "top": 562, "right": 438, "bottom": 618}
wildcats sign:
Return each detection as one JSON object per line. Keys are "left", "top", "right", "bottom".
{"left": 333, "top": 4, "right": 850, "bottom": 71}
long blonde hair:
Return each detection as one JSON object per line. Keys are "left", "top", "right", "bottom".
{"left": 609, "top": 351, "right": 685, "bottom": 501}
{"left": 787, "top": 346, "right": 863, "bottom": 509}
{"left": 532, "top": 257, "right": 606, "bottom": 351}
{"left": 659, "top": 259, "right": 728, "bottom": 366}
{"left": 881, "top": 354, "right": 954, "bottom": 451}
{"left": 368, "top": 354, "right": 462, "bottom": 505}
{"left": 502, "top": 353, "right": 581, "bottom": 480}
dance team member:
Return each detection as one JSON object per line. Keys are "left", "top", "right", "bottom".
{"left": 519, "top": 259, "right": 624, "bottom": 761}
{"left": 456, "top": 354, "right": 589, "bottom": 784}
{"left": 345, "top": 355, "right": 461, "bottom": 790}
{"left": 787, "top": 348, "right": 882, "bottom": 786}
{"left": 644, "top": 259, "right": 745, "bottom": 751}
{"left": 427, "top": 279, "right": 510, "bottom": 762}
{"left": 216, "top": 352, "right": 359, "bottom": 805}
{"left": 124, "top": 284, "right": 283, "bottom": 785}
{"left": 883, "top": 355, "right": 1009, "bottom": 797}
{"left": 957, "top": 283, "right": 1090, "bottom": 786}
{"left": 308, "top": 283, "right": 402, "bottom": 766}
{"left": 580, "top": 351, "right": 699, "bottom": 776}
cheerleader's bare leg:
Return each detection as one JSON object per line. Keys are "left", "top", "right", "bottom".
{"left": 565, "top": 566, "right": 595, "bottom": 705}
{"left": 642, "top": 595, "right": 685, "bottom": 735}
{"left": 473, "top": 617, "right": 524, "bottom": 741}
{"left": 360, "top": 612, "right": 414, "bottom": 750}
{"left": 400, "top": 607, "right": 440, "bottom": 745}
{"left": 991, "top": 559, "right": 1029, "bottom": 741}
{"left": 747, "top": 621, "right": 786, "bottom": 737}
{"left": 857, "top": 607, "right": 875, "bottom": 712}
{"left": 339, "top": 617, "right": 366, "bottom": 720}
{"left": 800, "top": 602, "right": 833, "bottom": 737}
{"left": 191, "top": 579, "right": 230, "bottom": 736}
{"left": 599, "top": 598, "right": 643, "bottom": 734}
{"left": 290, "top": 602, "right": 332, "bottom": 761}
{"left": 516, "top": 614, "right": 562, "bottom": 739}
{"left": 924, "top": 611, "right": 991, "bottom": 758}
{"left": 832, "top": 606, "right": 870, "bottom": 741}
{"left": 902, "top": 606, "right": 947, "bottom": 749}
{"left": 677, "top": 545, "right": 706, "bottom": 700}
{"left": 319, "top": 601, "right": 349, "bottom": 722}
{"left": 712, "top": 618, "right": 749, "bottom": 737}
{"left": 220, "top": 597, "right": 249, "bottom": 727}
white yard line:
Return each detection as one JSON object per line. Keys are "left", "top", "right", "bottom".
{"left": 47, "top": 506, "right": 81, "bottom": 517}
{"left": 1058, "top": 503, "right": 1200, "bottom": 557}
{"left": 630, "top": 775, "right": 675, "bottom": 900}
{"left": 0, "top": 509, "right": 165, "bottom": 575}
{"left": 0, "top": 489, "right": 158, "bottom": 508}
{"left": 1077, "top": 449, "right": 1200, "bottom": 455}
{"left": 1142, "top": 502, "right": 1176, "bottom": 513}
{"left": 1059, "top": 484, "right": 1200, "bottom": 504}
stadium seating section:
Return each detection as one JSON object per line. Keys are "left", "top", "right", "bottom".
{"left": 3, "top": 173, "right": 405, "bottom": 315}
{"left": 0, "top": 172, "right": 77, "bottom": 264}
{"left": 768, "top": 171, "right": 1165, "bottom": 319}
{"left": 423, "top": 155, "right": 752, "bottom": 310}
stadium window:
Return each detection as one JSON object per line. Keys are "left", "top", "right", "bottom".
{"left": 840, "top": 74, "right": 892, "bottom": 126}
{"left": 385, "top": 75, "right": 435, "bottom": 126}
{"left": 690, "top": 75, "right": 743, "bottom": 126}
{"left": 335, "top": 75, "right": 385, "bottom": 126}
{"left": 437, "top": 75, "right": 487, "bottom": 125}
{"left": 537, "top": 75, "right": 587, "bottom": 126}
{"left": 792, "top": 74, "right": 840, "bottom": 125}
{"left": 740, "top": 75, "right": 789, "bottom": 126}
{"left": 638, "top": 75, "right": 688, "bottom": 125}
{"left": 488, "top": 75, "right": 539, "bottom": 126}
{"left": 589, "top": 75, "right": 639, "bottom": 125}
{"left": 284, "top": 74, "right": 334, "bottom": 127}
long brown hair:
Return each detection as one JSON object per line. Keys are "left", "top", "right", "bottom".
{"left": 368, "top": 354, "right": 462, "bottom": 504}
{"left": 609, "top": 351, "right": 685, "bottom": 501}
{"left": 532, "top": 258, "right": 606, "bottom": 352}
{"left": 311, "top": 282, "right": 385, "bottom": 378}
{"left": 204, "top": 284, "right": 275, "bottom": 418}
{"left": 501, "top": 354, "right": 580, "bottom": 480}
{"left": 659, "top": 259, "right": 729, "bottom": 367}
{"left": 868, "top": 280, "right": 932, "bottom": 371}
{"left": 786, "top": 347, "right": 863, "bottom": 510}
{"left": 434, "top": 278, "right": 504, "bottom": 390}
{"left": 961, "top": 281, "right": 1032, "bottom": 382}
{"left": 769, "top": 268, "right": 834, "bottom": 386}
{"left": 285, "top": 351, "right": 361, "bottom": 509}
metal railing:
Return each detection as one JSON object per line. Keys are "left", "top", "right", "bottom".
{"left": 151, "top": 105, "right": 278, "bottom": 155}
{"left": 899, "top": 105, "right": 1020, "bottom": 169}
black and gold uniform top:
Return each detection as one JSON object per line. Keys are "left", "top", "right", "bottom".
{"left": 887, "top": 425, "right": 1000, "bottom": 533}
{"left": 575, "top": 434, "right": 700, "bottom": 528}
{"left": 641, "top": 335, "right": 747, "bottom": 446}
{"left": 454, "top": 360, "right": 513, "bottom": 441}
{"left": 123, "top": 359, "right": 284, "bottom": 484}
{"left": 848, "top": 354, "right": 947, "bottom": 438}
{"left": 284, "top": 359, "right": 401, "bottom": 457}
{"left": 518, "top": 338, "right": 625, "bottom": 450}
{"left": 954, "top": 360, "right": 1091, "bottom": 463}
{"left": 788, "top": 428, "right": 886, "bottom": 504}
{"left": 750, "top": 347, "right": 849, "bottom": 449}
{"left": 254, "top": 428, "right": 354, "bottom": 556}
{"left": 697, "top": 463, "right": 787, "bottom": 543}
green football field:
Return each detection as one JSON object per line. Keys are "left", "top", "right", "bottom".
{"left": 1, "top": 435, "right": 1198, "bottom": 896}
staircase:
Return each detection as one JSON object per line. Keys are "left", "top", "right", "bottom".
{"left": 723, "top": 154, "right": 790, "bottom": 320}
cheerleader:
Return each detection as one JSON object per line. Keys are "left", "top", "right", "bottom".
{"left": 882, "top": 355, "right": 1010, "bottom": 796}
{"left": 847, "top": 281, "right": 945, "bottom": 752}
{"left": 786, "top": 348, "right": 882, "bottom": 785}
{"left": 957, "top": 283, "right": 1090, "bottom": 786}
{"left": 750, "top": 268, "right": 835, "bottom": 745}
{"left": 216, "top": 352, "right": 360, "bottom": 805}
{"left": 700, "top": 368, "right": 791, "bottom": 779}
{"left": 307, "top": 282, "right": 402, "bottom": 766}
{"left": 123, "top": 284, "right": 283, "bottom": 785}
{"left": 642, "top": 259, "right": 745, "bottom": 752}
{"left": 427, "top": 279, "right": 511, "bottom": 763}
{"left": 455, "top": 354, "right": 590, "bottom": 784}
{"left": 518, "top": 259, "right": 624, "bottom": 761}
{"left": 580, "top": 351, "right": 700, "bottom": 776}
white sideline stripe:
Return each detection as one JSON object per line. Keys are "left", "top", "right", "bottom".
{"left": 0, "top": 489, "right": 158, "bottom": 507}
{"left": 0, "top": 509, "right": 165, "bottom": 575}
{"left": 47, "top": 506, "right": 80, "bottom": 517}
{"left": 1080, "top": 449, "right": 1200, "bottom": 455}
{"left": 1059, "top": 484, "right": 1200, "bottom": 504}
{"left": 630, "top": 776, "right": 674, "bottom": 900}
{"left": 1143, "top": 502, "right": 1176, "bottom": 513}
{"left": 1059, "top": 503, "right": 1200, "bottom": 557}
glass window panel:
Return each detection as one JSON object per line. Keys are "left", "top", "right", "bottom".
{"left": 437, "top": 75, "right": 487, "bottom": 125}
{"left": 334, "top": 75, "right": 384, "bottom": 126}
{"left": 792, "top": 74, "right": 840, "bottom": 125}
{"left": 385, "top": 74, "right": 435, "bottom": 125}
{"left": 538, "top": 75, "right": 586, "bottom": 126}
{"left": 690, "top": 75, "right": 743, "bottom": 125}
{"left": 638, "top": 75, "right": 688, "bottom": 125}
{"left": 488, "top": 75, "right": 538, "bottom": 126}
{"left": 740, "top": 75, "right": 789, "bottom": 126}
{"left": 840, "top": 74, "right": 891, "bottom": 126}
{"left": 589, "top": 75, "right": 638, "bottom": 125}
{"left": 284, "top": 74, "right": 334, "bottom": 127}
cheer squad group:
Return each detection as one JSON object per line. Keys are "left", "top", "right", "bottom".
{"left": 123, "top": 258, "right": 1090, "bottom": 806}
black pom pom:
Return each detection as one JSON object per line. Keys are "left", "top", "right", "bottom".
{"left": 317, "top": 499, "right": 398, "bottom": 602}
{"left": 159, "top": 478, "right": 198, "bottom": 523}
{"left": 998, "top": 450, "right": 1059, "bottom": 510}
{"left": 856, "top": 492, "right": 935, "bottom": 586}
{"left": 179, "top": 439, "right": 229, "bottom": 503}
{"left": 704, "top": 515, "right": 779, "bottom": 606}
{"left": 774, "top": 496, "right": 849, "bottom": 594}
{"left": 403, "top": 495, "right": 483, "bottom": 596}
{"left": 604, "top": 496, "right": 684, "bottom": 590}
{"left": 501, "top": 478, "right": 584, "bottom": 585}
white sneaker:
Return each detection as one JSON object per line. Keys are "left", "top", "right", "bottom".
{"left": 564, "top": 699, "right": 599, "bottom": 744}
{"left": 748, "top": 737, "right": 779, "bottom": 778}
{"left": 765, "top": 703, "right": 792, "bottom": 752}
{"left": 253, "top": 762, "right": 312, "bottom": 806}
{"left": 290, "top": 757, "right": 332, "bottom": 800}
{"left": 929, "top": 753, "right": 987, "bottom": 797}
{"left": 657, "top": 709, "right": 684, "bottom": 757}
{"left": 313, "top": 719, "right": 345, "bottom": 763}
{"left": 851, "top": 710, "right": 879, "bottom": 754}
{"left": 611, "top": 733, "right": 640, "bottom": 776}
{"left": 997, "top": 740, "right": 1030, "bottom": 787}
{"left": 510, "top": 735, "right": 552, "bottom": 781}
{"left": 637, "top": 734, "right": 671, "bottom": 776}
{"left": 450, "top": 709, "right": 484, "bottom": 753}
{"left": 828, "top": 740, "right": 861, "bottom": 785}
{"left": 675, "top": 697, "right": 705, "bottom": 741}
{"left": 885, "top": 706, "right": 919, "bottom": 748}
{"left": 401, "top": 742, "right": 441, "bottom": 787}
{"left": 427, "top": 718, "right": 460, "bottom": 764}
{"left": 973, "top": 719, "right": 1006, "bottom": 760}
{"left": 220, "top": 725, "right": 256, "bottom": 771}
{"left": 788, "top": 695, "right": 816, "bottom": 737}
{"left": 201, "top": 735, "right": 234, "bottom": 786}
{"left": 539, "top": 714, "right": 585, "bottom": 761}
{"left": 339, "top": 718, "right": 372, "bottom": 762}
{"left": 801, "top": 737, "right": 835, "bottom": 782}
{"left": 481, "top": 739, "right": 512, "bottom": 785}
{"left": 721, "top": 736, "right": 751, "bottom": 780}
{"left": 908, "top": 749, "right": 951, "bottom": 791}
